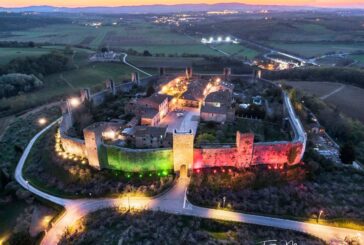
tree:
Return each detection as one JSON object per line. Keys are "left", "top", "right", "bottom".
{"left": 340, "top": 142, "right": 356, "bottom": 164}
{"left": 143, "top": 50, "right": 152, "bottom": 56}
{"left": 64, "top": 45, "right": 74, "bottom": 55}
{"left": 146, "top": 86, "right": 155, "bottom": 97}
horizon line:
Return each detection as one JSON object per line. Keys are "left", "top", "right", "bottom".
{"left": 1, "top": 2, "right": 364, "bottom": 9}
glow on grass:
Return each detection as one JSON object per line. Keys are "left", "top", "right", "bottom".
{"left": 38, "top": 117, "right": 47, "bottom": 125}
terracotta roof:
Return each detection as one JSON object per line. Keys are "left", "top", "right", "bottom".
{"left": 181, "top": 79, "right": 210, "bottom": 101}
{"left": 201, "top": 104, "right": 228, "bottom": 114}
{"left": 204, "top": 90, "right": 231, "bottom": 104}
{"left": 141, "top": 108, "right": 159, "bottom": 119}
{"left": 138, "top": 93, "right": 169, "bottom": 108}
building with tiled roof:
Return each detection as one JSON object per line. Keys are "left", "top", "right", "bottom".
{"left": 134, "top": 126, "right": 169, "bottom": 148}
{"left": 201, "top": 90, "right": 234, "bottom": 123}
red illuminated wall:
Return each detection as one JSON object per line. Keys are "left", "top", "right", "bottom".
{"left": 192, "top": 132, "right": 304, "bottom": 169}
{"left": 252, "top": 142, "right": 303, "bottom": 166}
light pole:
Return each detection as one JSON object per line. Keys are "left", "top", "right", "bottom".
{"left": 38, "top": 118, "right": 47, "bottom": 126}
{"left": 223, "top": 196, "right": 226, "bottom": 208}
{"left": 317, "top": 210, "right": 324, "bottom": 223}
{"left": 25, "top": 180, "right": 29, "bottom": 190}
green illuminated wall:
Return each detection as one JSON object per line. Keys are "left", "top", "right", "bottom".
{"left": 99, "top": 145, "right": 173, "bottom": 172}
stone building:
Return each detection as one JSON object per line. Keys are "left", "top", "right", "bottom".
{"left": 200, "top": 90, "right": 234, "bottom": 123}
{"left": 134, "top": 126, "right": 170, "bottom": 148}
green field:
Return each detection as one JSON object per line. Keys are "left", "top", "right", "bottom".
{"left": 0, "top": 45, "right": 94, "bottom": 66}
{"left": 127, "top": 55, "right": 212, "bottom": 68}
{"left": 0, "top": 20, "right": 217, "bottom": 56}
{"left": 349, "top": 54, "right": 364, "bottom": 64}
{"left": 125, "top": 44, "right": 221, "bottom": 56}
{"left": 0, "top": 47, "right": 52, "bottom": 65}
{"left": 0, "top": 201, "right": 27, "bottom": 237}
{"left": 213, "top": 43, "right": 260, "bottom": 59}
{"left": 266, "top": 41, "right": 364, "bottom": 58}
{"left": 0, "top": 51, "right": 136, "bottom": 116}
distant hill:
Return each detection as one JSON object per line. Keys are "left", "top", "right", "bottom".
{"left": 0, "top": 3, "right": 320, "bottom": 14}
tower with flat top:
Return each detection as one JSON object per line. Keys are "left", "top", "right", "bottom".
{"left": 173, "top": 130, "right": 194, "bottom": 177}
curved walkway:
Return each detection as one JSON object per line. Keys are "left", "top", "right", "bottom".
{"left": 15, "top": 120, "right": 364, "bottom": 245}
{"left": 121, "top": 53, "right": 153, "bottom": 77}
{"left": 320, "top": 84, "right": 345, "bottom": 100}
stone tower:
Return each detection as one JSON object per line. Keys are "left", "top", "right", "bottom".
{"left": 173, "top": 130, "right": 194, "bottom": 175}
{"left": 83, "top": 124, "right": 103, "bottom": 169}
{"left": 223, "top": 67, "right": 231, "bottom": 81}
{"left": 236, "top": 132, "right": 254, "bottom": 168}
{"left": 80, "top": 88, "right": 91, "bottom": 102}
{"left": 185, "top": 67, "right": 193, "bottom": 80}
{"left": 131, "top": 72, "right": 140, "bottom": 85}
{"left": 105, "top": 79, "right": 116, "bottom": 95}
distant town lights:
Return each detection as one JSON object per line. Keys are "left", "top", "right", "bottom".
{"left": 201, "top": 36, "right": 239, "bottom": 44}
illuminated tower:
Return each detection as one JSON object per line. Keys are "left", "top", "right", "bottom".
{"left": 105, "top": 79, "right": 116, "bottom": 95}
{"left": 223, "top": 67, "right": 231, "bottom": 81}
{"left": 131, "top": 72, "right": 140, "bottom": 85}
{"left": 83, "top": 124, "right": 103, "bottom": 169}
{"left": 80, "top": 88, "right": 91, "bottom": 102}
{"left": 185, "top": 67, "right": 193, "bottom": 80}
{"left": 236, "top": 132, "right": 254, "bottom": 168}
{"left": 173, "top": 130, "right": 194, "bottom": 176}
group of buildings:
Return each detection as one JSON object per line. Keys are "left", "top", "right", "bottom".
{"left": 58, "top": 67, "right": 307, "bottom": 175}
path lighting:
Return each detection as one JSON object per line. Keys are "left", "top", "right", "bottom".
{"left": 38, "top": 117, "right": 47, "bottom": 126}
{"left": 223, "top": 196, "right": 226, "bottom": 208}
{"left": 103, "top": 130, "right": 116, "bottom": 140}
{"left": 317, "top": 210, "right": 324, "bottom": 223}
{"left": 69, "top": 97, "right": 80, "bottom": 108}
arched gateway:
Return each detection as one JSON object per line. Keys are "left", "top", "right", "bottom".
{"left": 173, "top": 130, "right": 194, "bottom": 178}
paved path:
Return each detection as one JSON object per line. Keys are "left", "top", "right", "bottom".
{"left": 320, "top": 84, "right": 345, "bottom": 100}
{"left": 121, "top": 53, "right": 153, "bottom": 77}
{"left": 14, "top": 119, "right": 364, "bottom": 245}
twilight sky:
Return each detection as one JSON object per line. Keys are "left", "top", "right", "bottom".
{"left": 1, "top": 0, "right": 364, "bottom": 8}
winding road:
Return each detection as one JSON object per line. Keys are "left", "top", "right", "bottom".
{"left": 14, "top": 118, "right": 364, "bottom": 245}
{"left": 319, "top": 84, "right": 346, "bottom": 100}
{"left": 121, "top": 53, "right": 153, "bottom": 77}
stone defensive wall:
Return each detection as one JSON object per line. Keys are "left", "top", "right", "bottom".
{"left": 59, "top": 113, "right": 87, "bottom": 158}
{"left": 58, "top": 75, "right": 158, "bottom": 160}
{"left": 193, "top": 90, "right": 307, "bottom": 169}
{"left": 57, "top": 72, "right": 307, "bottom": 172}
{"left": 99, "top": 144, "right": 173, "bottom": 172}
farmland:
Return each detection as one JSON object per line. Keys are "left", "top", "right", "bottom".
{"left": 283, "top": 81, "right": 364, "bottom": 123}
{"left": 0, "top": 49, "right": 136, "bottom": 116}
{"left": 0, "top": 47, "right": 54, "bottom": 65}
{"left": 212, "top": 43, "right": 260, "bottom": 59}
{"left": 0, "top": 19, "right": 220, "bottom": 56}
{"left": 265, "top": 42, "right": 364, "bottom": 58}
{"left": 127, "top": 56, "right": 212, "bottom": 68}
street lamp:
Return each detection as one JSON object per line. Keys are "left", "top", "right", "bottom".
{"left": 317, "top": 210, "right": 324, "bottom": 223}
{"left": 69, "top": 97, "right": 80, "bottom": 107}
{"left": 38, "top": 117, "right": 47, "bottom": 126}
{"left": 25, "top": 180, "right": 29, "bottom": 190}
{"left": 223, "top": 196, "right": 226, "bottom": 208}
